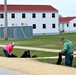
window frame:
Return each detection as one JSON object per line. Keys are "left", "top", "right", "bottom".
{"left": 0, "top": 14, "right": 4, "bottom": 18}
{"left": 22, "top": 13, "right": 26, "bottom": 18}
{"left": 67, "top": 23, "right": 69, "bottom": 27}
{"left": 52, "top": 13, "right": 55, "bottom": 18}
{"left": 33, "top": 24, "right": 36, "bottom": 29}
{"left": 11, "top": 13, "right": 15, "bottom": 18}
{"left": 43, "top": 24, "right": 46, "bottom": 29}
{"left": 42, "top": 13, "right": 46, "bottom": 18}
{"left": 32, "top": 13, "right": 36, "bottom": 18}
{"left": 52, "top": 24, "right": 56, "bottom": 28}
{"left": 73, "top": 23, "right": 76, "bottom": 27}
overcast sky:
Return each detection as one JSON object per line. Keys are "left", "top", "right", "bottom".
{"left": 0, "top": 0, "right": 76, "bottom": 17}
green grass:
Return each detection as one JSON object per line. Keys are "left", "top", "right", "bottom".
{"left": 0, "top": 47, "right": 58, "bottom": 57}
{"left": 36, "top": 57, "right": 76, "bottom": 67}
{"left": 0, "top": 33, "right": 76, "bottom": 50}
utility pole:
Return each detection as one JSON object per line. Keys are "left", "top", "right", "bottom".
{"left": 4, "top": 0, "right": 8, "bottom": 40}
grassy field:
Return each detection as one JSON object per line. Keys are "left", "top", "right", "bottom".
{"left": 0, "top": 33, "right": 76, "bottom": 67}
{"left": 37, "top": 57, "right": 76, "bottom": 68}
{"left": 0, "top": 47, "right": 58, "bottom": 57}
{"left": 0, "top": 33, "right": 76, "bottom": 50}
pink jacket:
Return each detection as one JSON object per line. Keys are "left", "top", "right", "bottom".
{"left": 4, "top": 43, "right": 14, "bottom": 55}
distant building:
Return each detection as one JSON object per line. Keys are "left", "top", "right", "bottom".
{"left": 59, "top": 17, "right": 76, "bottom": 33}
{"left": 0, "top": 4, "right": 59, "bottom": 36}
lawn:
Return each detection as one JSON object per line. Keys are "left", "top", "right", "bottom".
{"left": 37, "top": 57, "right": 76, "bottom": 68}
{"left": 0, "top": 33, "right": 76, "bottom": 50}
{"left": 0, "top": 33, "right": 76, "bottom": 67}
{"left": 0, "top": 47, "right": 58, "bottom": 57}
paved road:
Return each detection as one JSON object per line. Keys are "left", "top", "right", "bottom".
{"left": 0, "top": 68, "right": 28, "bottom": 75}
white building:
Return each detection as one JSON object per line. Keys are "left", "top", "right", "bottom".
{"left": 0, "top": 5, "right": 59, "bottom": 36}
{"left": 59, "top": 17, "right": 76, "bottom": 33}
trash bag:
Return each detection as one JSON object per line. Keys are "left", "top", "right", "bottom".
{"left": 8, "top": 54, "right": 17, "bottom": 57}
{"left": 56, "top": 53, "right": 62, "bottom": 65}
{"left": 32, "top": 55, "right": 38, "bottom": 58}
{"left": 21, "top": 50, "right": 31, "bottom": 58}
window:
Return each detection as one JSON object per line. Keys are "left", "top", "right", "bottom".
{"left": 42, "top": 13, "right": 46, "bottom": 18}
{"left": 32, "top": 13, "right": 36, "bottom": 18}
{"left": 11, "top": 13, "right": 15, "bottom": 18}
{"left": 33, "top": 24, "right": 36, "bottom": 29}
{"left": 52, "top": 13, "right": 55, "bottom": 18}
{"left": 0, "top": 14, "right": 4, "bottom": 18}
{"left": 73, "top": 23, "right": 76, "bottom": 27}
{"left": 43, "top": 24, "right": 46, "bottom": 29}
{"left": 52, "top": 24, "right": 56, "bottom": 28}
{"left": 67, "top": 24, "right": 69, "bottom": 27}
{"left": 22, "top": 13, "right": 26, "bottom": 18}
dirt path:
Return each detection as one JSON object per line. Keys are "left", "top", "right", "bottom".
{"left": 0, "top": 45, "right": 76, "bottom": 54}
{"left": 0, "top": 57, "right": 76, "bottom": 75}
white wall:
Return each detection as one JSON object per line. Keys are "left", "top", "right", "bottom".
{"left": 69, "top": 18, "right": 76, "bottom": 32}
{"left": 59, "top": 18, "right": 76, "bottom": 33}
{"left": 31, "top": 12, "right": 59, "bottom": 35}
{"left": 0, "top": 11, "right": 59, "bottom": 35}
{"left": 0, "top": 12, "right": 4, "bottom": 27}
{"left": 63, "top": 23, "right": 70, "bottom": 32}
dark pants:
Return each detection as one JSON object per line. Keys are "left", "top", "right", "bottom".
{"left": 3, "top": 48, "right": 8, "bottom": 57}
{"left": 65, "top": 55, "right": 73, "bottom": 66}
{"left": 3, "top": 48, "right": 17, "bottom": 57}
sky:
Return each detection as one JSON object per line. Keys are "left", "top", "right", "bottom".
{"left": 0, "top": 0, "right": 76, "bottom": 17}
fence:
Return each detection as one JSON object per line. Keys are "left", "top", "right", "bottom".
{"left": 0, "top": 26, "right": 33, "bottom": 38}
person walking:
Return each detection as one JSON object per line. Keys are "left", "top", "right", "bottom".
{"left": 60, "top": 37, "right": 74, "bottom": 66}
{"left": 3, "top": 42, "right": 17, "bottom": 57}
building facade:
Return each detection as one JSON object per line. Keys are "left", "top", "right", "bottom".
{"left": 0, "top": 5, "right": 59, "bottom": 36}
{"left": 59, "top": 17, "right": 76, "bottom": 33}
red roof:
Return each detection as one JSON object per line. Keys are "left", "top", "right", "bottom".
{"left": 0, "top": 5, "right": 58, "bottom": 12}
{"left": 59, "top": 17, "right": 76, "bottom": 23}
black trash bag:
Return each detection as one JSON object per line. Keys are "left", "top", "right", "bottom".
{"left": 21, "top": 50, "right": 31, "bottom": 58}
{"left": 56, "top": 53, "right": 62, "bottom": 65}
{"left": 8, "top": 54, "right": 17, "bottom": 57}
{"left": 32, "top": 55, "right": 38, "bottom": 58}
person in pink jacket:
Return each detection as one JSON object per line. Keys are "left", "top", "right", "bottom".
{"left": 3, "top": 43, "right": 16, "bottom": 57}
